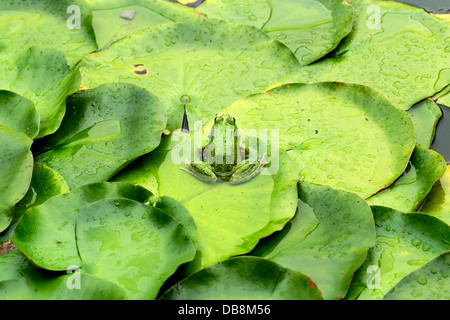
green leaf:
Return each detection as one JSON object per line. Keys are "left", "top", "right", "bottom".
{"left": 0, "top": 47, "right": 81, "bottom": 138}
{"left": 350, "top": 206, "right": 450, "bottom": 300}
{"left": 87, "top": 0, "right": 197, "bottom": 49}
{"left": 383, "top": 251, "right": 450, "bottom": 300}
{"left": 1, "top": 162, "right": 70, "bottom": 243}
{"left": 438, "top": 92, "right": 450, "bottom": 108}
{"left": 76, "top": 198, "right": 196, "bottom": 299}
{"left": 0, "top": 126, "right": 33, "bottom": 232}
{"left": 0, "top": 0, "right": 96, "bottom": 66}
{"left": 0, "top": 251, "right": 128, "bottom": 300}
{"left": 220, "top": 82, "right": 415, "bottom": 199}
{"left": 0, "top": 90, "right": 39, "bottom": 139}
{"left": 79, "top": 18, "right": 301, "bottom": 131}
{"left": 407, "top": 99, "right": 442, "bottom": 148}
{"left": 154, "top": 196, "right": 198, "bottom": 247}
{"left": 419, "top": 165, "right": 450, "bottom": 225}
{"left": 160, "top": 256, "right": 324, "bottom": 300}
{"left": 11, "top": 182, "right": 153, "bottom": 271}
{"left": 196, "top": 0, "right": 354, "bottom": 66}
{"left": 114, "top": 131, "right": 299, "bottom": 272}
{"left": 252, "top": 182, "right": 375, "bottom": 300}
{"left": 295, "top": 0, "right": 450, "bottom": 110}
{"left": 35, "top": 83, "right": 166, "bottom": 189}
{"left": 366, "top": 145, "right": 446, "bottom": 212}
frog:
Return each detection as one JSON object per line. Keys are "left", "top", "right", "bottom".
{"left": 181, "top": 114, "right": 267, "bottom": 185}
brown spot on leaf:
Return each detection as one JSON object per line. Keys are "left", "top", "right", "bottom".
{"left": 307, "top": 277, "right": 317, "bottom": 289}
{"left": 134, "top": 69, "right": 147, "bottom": 75}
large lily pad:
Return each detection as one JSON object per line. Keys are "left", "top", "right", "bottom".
{"left": 79, "top": 18, "right": 301, "bottom": 131}
{"left": 11, "top": 182, "right": 153, "bottom": 271}
{"left": 252, "top": 182, "right": 375, "bottom": 300}
{"left": 160, "top": 256, "right": 323, "bottom": 300}
{"left": 77, "top": 198, "right": 196, "bottom": 299}
{"left": 35, "top": 83, "right": 166, "bottom": 189}
{"left": 0, "top": 47, "right": 81, "bottom": 138}
{"left": 0, "top": 162, "right": 70, "bottom": 244}
{"left": 366, "top": 145, "right": 446, "bottom": 212}
{"left": 0, "top": 0, "right": 96, "bottom": 66}
{"left": 295, "top": 0, "right": 450, "bottom": 110}
{"left": 419, "top": 165, "right": 450, "bottom": 225}
{"left": 0, "top": 126, "right": 33, "bottom": 232}
{"left": 349, "top": 206, "right": 450, "bottom": 300}
{"left": 220, "top": 82, "right": 415, "bottom": 199}
{"left": 114, "top": 131, "right": 299, "bottom": 272}
{"left": 196, "top": 0, "right": 354, "bottom": 66}
{"left": 0, "top": 90, "right": 39, "bottom": 139}
{"left": 383, "top": 251, "right": 450, "bottom": 300}
{"left": 0, "top": 251, "right": 128, "bottom": 300}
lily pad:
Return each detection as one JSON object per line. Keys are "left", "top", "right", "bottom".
{"left": 79, "top": 18, "right": 301, "bottom": 131}
{"left": 0, "top": 126, "right": 33, "bottom": 233}
{"left": 438, "top": 92, "right": 450, "bottom": 108}
{"left": 383, "top": 251, "right": 450, "bottom": 300}
{"left": 195, "top": 0, "right": 354, "bottom": 66}
{"left": 366, "top": 145, "right": 446, "bottom": 212}
{"left": 0, "top": 90, "right": 39, "bottom": 139}
{"left": 407, "top": 99, "right": 442, "bottom": 148}
{"left": 0, "top": 162, "right": 70, "bottom": 243}
{"left": 160, "top": 256, "right": 323, "bottom": 300}
{"left": 76, "top": 198, "right": 196, "bottom": 299}
{"left": 0, "top": 47, "right": 82, "bottom": 138}
{"left": 11, "top": 182, "right": 153, "bottom": 271}
{"left": 252, "top": 182, "right": 375, "bottom": 300}
{"left": 349, "top": 206, "right": 450, "bottom": 300}
{"left": 220, "top": 82, "right": 415, "bottom": 198}
{"left": 419, "top": 165, "right": 450, "bottom": 225}
{"left": 0, "top": 0, "right": 96, "bottom": 66}
{"left": 154, "top": 196, "right": 198, "bottom": 247}
{"left": 114, "top": 131, "right": 299, "bottom": 272}
{"left": 295, "top": 0, "right": 450, "bottom": 110}
{"left": 86, "top": 0, "right": 197, "bottom": 49}
{"left": 0, "top": 251, "right": 128, "bottom": 300}
{"left": 35, "top": 83, "right": 166, "bottom": 189}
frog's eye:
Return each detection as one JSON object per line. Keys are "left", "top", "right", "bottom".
{"left": 230, "top": 117, "right": 236, "bottom": 122}
{"left": 214, "top": 117, "right": 218, "bottom": 122}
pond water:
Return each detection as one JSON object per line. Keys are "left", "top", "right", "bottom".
{"left": 390, "top": 0, "right": 450, "bottom": 13}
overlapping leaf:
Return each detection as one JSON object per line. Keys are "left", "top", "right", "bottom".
{"left": 367, "top": 145, "right": 446, "bottom": 212}
{"left": 11, "top": 182, "right": 153, "bottom": 270}
{"left": 0, "top": 126, "right": 33, "bottom": 233}
{"left": 0, "top": 251, "right": 128, "bottom": 300}
{"left": 35, "top": 83, "right": 166, "bottom": 189}
{"left": 252, "top": 182, "right": 375, "bottom": 299}
{"left": 160, "top": 256, "right": 324, "bottom": 300}
{"left": 295, "top": 0, "right": 450, "bottom": 110}
{"left": 196, "top": 0, "right": 354, "bottom": 66}
{"left": 348, "top": 206, "right": 450, "bottom": 300}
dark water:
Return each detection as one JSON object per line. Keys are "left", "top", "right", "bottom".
{"left": 431, "top": 104, "right": 450, "bottom": 162}
{"left": 390, "top": 0, "right": 450, "bottom": 13}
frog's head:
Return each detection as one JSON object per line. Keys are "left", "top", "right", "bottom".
{"left": 213, "top": 114, "right": 237, "bottom": 130}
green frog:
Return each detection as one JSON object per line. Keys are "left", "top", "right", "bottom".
{"left": 181, "top": 115, "right": 267, "bottom": 184}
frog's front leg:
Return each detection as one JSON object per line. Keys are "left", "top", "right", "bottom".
{"left": 181, "top": 161, "right": 218, "bottom": 183}
{"left": 228, "top": 155, "right": 267, "bottom": 185}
